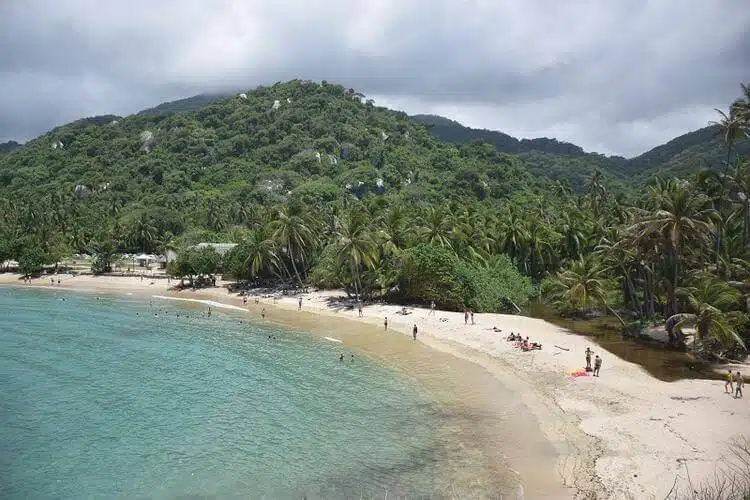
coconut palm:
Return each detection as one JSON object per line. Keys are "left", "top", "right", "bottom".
{"left": 544, "top": 254, "right": 624, "bottom": 324}
{"left": 270, "top": 204, "right": 317, "bottom": 286}
{"left": 668, "top": 275, "right": 746, "bottom": 349}
{"left": 629, "top": 181, "right": 717, "bottom": 316}
{"left": 243, "top": 227, "right": 279, "bottom": 279}
{"left": 333, "top": 208, "right": 378, "bottom": 298}
{"left": 417, "top": 206, "right": 454, "bottom": 249}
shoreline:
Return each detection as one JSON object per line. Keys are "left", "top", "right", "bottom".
{"left": 4, "top": 273, "right": 750, "bottom": 498}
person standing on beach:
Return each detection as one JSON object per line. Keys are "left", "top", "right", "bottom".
{"left": 735, "top": 371, "right": 743, "bottom": 398}
{"left": 470, "top": 310, "right": 474, "bottom": 325}
{"left": 725, "top": 369, "right": 735, "bottom": 394}
{"left": 298, "top": 297, "right": 303, "bottom": 311}
{"left": 261, "top": 308, "right": 266, "bottom": 319}
{"left": 464, "top": 309, "right": 469, "bottom": 325}
{"left": 357, "top": 300, "right": 363, "bottom": 317}
{"left": 428, "top": 301, "right": 436, "bottom": 316}
{"left": 412, "top": 324, "right": 418, "bottom": 341}
{"left": 593, "top": 355, "right": 602, "bottom": 377}
{"left": 384, "top": 317, "right": 388, "bottom": 330}
{"left": 585, "top": 347, "right": 593, "bottom": 371}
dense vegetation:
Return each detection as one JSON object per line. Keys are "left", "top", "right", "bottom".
{"left": 413, "top": 112, "right": 750, "bottom": 191}
{"left": 1, "top": 79, "right": 749, "bottom": 358}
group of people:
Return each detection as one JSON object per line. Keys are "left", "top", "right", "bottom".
{"left": 505, "top": 332, "right": 542, "bottom": 351}
{"left": 725, "top": 369, "right": 744, "bottom": 398}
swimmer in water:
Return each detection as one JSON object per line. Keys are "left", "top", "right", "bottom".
{"left": 339, "top": 354, "right": 344, "bottom": 362}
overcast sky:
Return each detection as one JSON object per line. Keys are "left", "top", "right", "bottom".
{"left": 0, "top": 1, "right": 747, "bottom": 157}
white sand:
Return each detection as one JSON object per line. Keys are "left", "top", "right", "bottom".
{"left": 4, "top": 273, "right": 749, "bottom": 499}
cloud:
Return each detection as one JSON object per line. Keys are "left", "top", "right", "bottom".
{"left": 0, "top": 0, "right": 748, "bottom": 156}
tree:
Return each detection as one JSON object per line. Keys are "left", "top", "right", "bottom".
{"left": 630, "top": 181, "right": 717, "bottom": 317}
{"left": 333, "top": 208, "right": 378, "bottom": 298}
{"left": 668, "top": 275, "right": 746, "bottom": 350}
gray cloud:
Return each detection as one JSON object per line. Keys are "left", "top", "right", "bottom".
{"left": 0, "top": 0, "right": 748, "bottom": 156}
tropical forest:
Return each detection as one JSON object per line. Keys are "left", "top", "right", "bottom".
{"left": 1, "top": 79, "right": 749, "bottom": 359}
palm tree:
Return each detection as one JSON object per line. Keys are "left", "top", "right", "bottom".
{"left": 129, "top": 213, "right": 157, "bottom": 253}
{"left": 711, "top": 105, "right": 747, "bottom": 260}
{"left": 244, "top": 228, "right": 279, "bottom": 279}
{"left": 725, "top": 158, "right": 750, "bottom": 249}
{"left": 270, "top": 204, "right": 317, "bottom": 286}
{"left": 585, "top": 170, "right": 607, "bottom": 217}
{"left": 417, "top": 206, "right": 454, "bottom": 248}
{"left": 544, "top": 255, "right": 624, "bottom": 325}
{"left": 333, "top": 209, "right": 378, "bottom": 298}
{"left": 630, "top": 181, "right": 717, "bottom": 316}
{"left": 496, "top": 208, "right": 530, "bottom": 265}
{"left": 668, "top": 275, "right": 746, "bottom": 349}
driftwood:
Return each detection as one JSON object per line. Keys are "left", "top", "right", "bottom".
{"left": 554, "top": 345, "right": 570, "bottom": 351}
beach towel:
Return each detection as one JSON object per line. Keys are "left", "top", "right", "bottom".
{"left": 569, "top": 368, "right": 589, "bottom": 378}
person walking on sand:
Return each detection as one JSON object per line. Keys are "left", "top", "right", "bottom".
{"left": 725, "top": 369, "right": 735, "bottom": 394}
{"left": 357, "top": 300, "right": 363, "bottom": 318}
{"left": 470, "top": 310, "right": 475, "bottom": 325}
{"left": 428, "top": 301, "right": 436, "bottom": 316}
{"left": 261, "top": 308, "right": 266, "bottom": 319}
{"left": 464, "top": 309, "right": 469, "bottom": 325}
{"left": 298, "top": 297, "right": 303, "bottom": 311}
{"left": 384, "top": 317, "right": 388, "bottom": 331}
{"left": 593, "top": 355, "right": 602, "bottom": 377}
{"left": 412, "top": 324, "right": 418, "bottom": 341}
{"left": 735, "top": 371, "right": 743, "bottom": 398}
{"left": 585, "top": 347, "right": 593, "bottom": 371}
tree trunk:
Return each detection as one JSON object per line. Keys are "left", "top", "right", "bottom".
{"left": 744, "top": 198, "right": 750, "bottom": 249}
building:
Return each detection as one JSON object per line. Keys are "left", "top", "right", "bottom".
{"left": 193, "top": 243, "right": 238, "bottom": 256}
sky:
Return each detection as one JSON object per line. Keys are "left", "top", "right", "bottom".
{"left": 0, "top": 0, "right": 748, "bottom": 157}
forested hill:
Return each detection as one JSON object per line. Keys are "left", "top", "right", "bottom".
{"left": 0, "top": 141, "right": 22, "bottom": 155}
{"left": 410, "top": 113, "right": 749, "bottom": 186}
{"left": 0, "top": 79, "right": 549, "bottom": 232}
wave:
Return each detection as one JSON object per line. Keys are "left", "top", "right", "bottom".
{"left": 151, "top": 295, "right": 247, "bottom": 312}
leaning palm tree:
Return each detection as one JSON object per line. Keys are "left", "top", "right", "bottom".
{"left": 333, "top": 209, "right": 378, "bottom": 298}
{"left": 416, "top": 206, "right": 455, "bottom": 249}
{"left": 668, "top": 275, "right": 746, "bottom": 350}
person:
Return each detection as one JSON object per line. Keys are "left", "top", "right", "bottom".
{"left": 384, "top": 317, "right": 388, "bottom": 330}
{"left": 593, "top": 355, "right": 602, "bottom": 377}
{"left": 412, "top": 324, "right": 418, "bottom": 341}
{"left": 243, "top": 295, "right": 247, "bottom": 306}
{"left": 261, "top": 308, "right": 266, "bottom": 319}
{"left": 585, "top": 347, "right": 593, "bottom": 371}
{"left": 429, "top": 301, "right": 436, "bottom": 316}
{"left": 470, "top": 310, "right": 475, "bottom": 325}
{"left": 357, "top": 300, "right": 363, "bottom": 318}
{"left": 735, "top": 371, "right": 743, "bottom": 398}
{"left": 339, "top": 353, "right": 344, "bottom": 362}
{"left": 350, "top": 354, "right": 355, "bottom": 362}
{"left": 464, "top": 309, "right": 469, "bottom": 325}
{"left": 725, "top": 369, "right": 735, "bottom": 394}
{"left": 298, "top": 297, "right": 303, "bottom": 311}
{"left": 207, "top": 306, "right": 211, "bottom": 318}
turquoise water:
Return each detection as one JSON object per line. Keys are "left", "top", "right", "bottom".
{"left": 0, "top": 287, "right": 447, "bottom": 499}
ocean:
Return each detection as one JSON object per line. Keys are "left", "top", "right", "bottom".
{"left": 0, "top": 286, "right": 472, "bottom": 499}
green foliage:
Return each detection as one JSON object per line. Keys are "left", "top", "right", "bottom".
{"left": 167, "top": 246, "right": 221, "bottom": 280}
{"left": 398, "top": 244, "right": 533, "bottom": 312}
{"left": 90, "top": 241, "right": 116, "bottom": 274}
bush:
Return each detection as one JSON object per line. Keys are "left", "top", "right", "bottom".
{"left": 398, "top": 244, "right": 534, "bottom": 312}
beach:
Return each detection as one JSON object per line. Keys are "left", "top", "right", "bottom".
{"left": 3, "top": 273, "right": 749, "bottom": 499}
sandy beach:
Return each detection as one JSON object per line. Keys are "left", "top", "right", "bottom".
{"left": 3, "top": 272, "right": 749, "bottom": 499}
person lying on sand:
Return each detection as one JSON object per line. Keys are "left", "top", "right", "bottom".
{"left": 506, "top": 332, "right": 520, "bottom": 341}
{"left": 398, "top": 307, "right": 411, "bottom": 315}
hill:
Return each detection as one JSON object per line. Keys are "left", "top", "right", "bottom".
{"left": 137, "top": 93, "right": 229, "bottom": 117}
{"left": 410, "top": 113, "right": 749, "bottom": 186}
{"left": 622, "top": 125, "right": 750, "bottom": 182}
{"left": 411, "top": 114, "right": 628, "bottom": 191}
{"left": 0, "top": 141, "right": 22, "bottom": 154}
{"left": 0, "top": 79, "right": 547, "bottom": 241}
